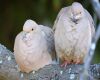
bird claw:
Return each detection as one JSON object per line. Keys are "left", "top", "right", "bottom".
{"left": 74, "top": 60, "right": 82, "bottom": 64}
{"left": 60, "top": 61, "right": 71, "bottom": 68}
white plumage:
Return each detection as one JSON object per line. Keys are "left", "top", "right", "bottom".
{"left": 53, "top": 2, "right": 95, "bottom": 65}
{"left": 14, "top": 19, "right": 56, "bottom": 73}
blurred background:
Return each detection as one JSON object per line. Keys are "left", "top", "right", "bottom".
{"left": 0, "top": 0, "right": 99, "bottom": 63}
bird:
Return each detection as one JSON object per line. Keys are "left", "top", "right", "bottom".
{"left": 53, "top": 2, "right": 95, "bottom": 67}
{"left": 14, "top": 19, "right": 56, "bottom": 73}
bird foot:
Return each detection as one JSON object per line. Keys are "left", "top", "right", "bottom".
{"left": 60, "top": 61, "right": 71, "bottom": 68}
{"left": 74, "top": 61, "right": 82, "bottom": 64}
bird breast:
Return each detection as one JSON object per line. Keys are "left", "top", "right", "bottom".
{"left": 55, "top": 16, "right": 91, "bottom": 53}
{"left": 16, "top": 32, "right": 47, "bottom": 62}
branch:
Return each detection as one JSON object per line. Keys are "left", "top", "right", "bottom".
{"left": 90, "top": 0, "right": 100, "bottom": 19}
{"left": 80, "top": 1, "right": 100, "bottom": 80}
{"left": 0, "top": 43, "right": 100, "bottom": 80}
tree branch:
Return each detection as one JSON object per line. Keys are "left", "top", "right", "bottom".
{"left": 90, "top": 0, "right": 100, "bottom": 19}
{"left": 0, "top": 43, "right": 100, "bottom": 80}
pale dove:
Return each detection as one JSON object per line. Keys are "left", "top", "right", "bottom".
{"left": 14, "top": 19, "right": 56, "bottom": 73}
{"left": 53, "top": 2, "right": 95, "bottom": 66}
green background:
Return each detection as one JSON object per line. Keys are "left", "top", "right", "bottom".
{"left": 0, "top": 0, "right": 99, "bottom": 63}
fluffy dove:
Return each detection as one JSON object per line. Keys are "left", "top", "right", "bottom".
{"left": 53, "top": 2, "right": 95, "bottom": 66}
{"left": 14, "top": 19, "right": 56, "bottom": 73}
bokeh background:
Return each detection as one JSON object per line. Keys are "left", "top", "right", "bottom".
{"left": 0, "top": 0, "right": 100, "bottom": 63}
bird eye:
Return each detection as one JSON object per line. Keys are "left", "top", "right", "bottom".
{"left": 79, "top": 12, "right": 81, "bottom": 14}
{"left": 32, "top": 28, "right": 34, "bottom": 31}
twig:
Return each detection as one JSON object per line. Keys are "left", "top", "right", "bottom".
{"left": 90, "top": 0, "right": 100, "bottom": 19}
{"left": 80, "top": 0, "right": 100, "bottom": 79}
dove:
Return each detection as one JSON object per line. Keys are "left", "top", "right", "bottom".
{"left": 53, "top": 2, "right": 95, "bottom": 66}
{"left": 14, "top": 19, "right": 56, "bottom": 73}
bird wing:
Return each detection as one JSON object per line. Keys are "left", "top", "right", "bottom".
{"left": 53, "top": 7, "right": 70, "bottom": 31}
{"left": 85, "top": 9, "right": 95, "bottom": 38}
{"left": 39, "top": 25, "right": 56, "bottom": 60}
{"left": 53, "top": 8, "right": 66, "bottom": 31}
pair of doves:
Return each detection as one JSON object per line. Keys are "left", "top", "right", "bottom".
{"left": 14, "top": 2, "right": 95, "bottom": 73}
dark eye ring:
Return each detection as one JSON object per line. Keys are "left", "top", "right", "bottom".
{"left": 32, "top": 28, "right": 34, "bottom": 31}
{"left": 80, "top": 12, "right": 81, "bottom": 14}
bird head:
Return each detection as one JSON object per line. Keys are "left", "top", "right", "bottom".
{"left": 23, "top": 19, "right": 38, "bottom": 33}
{"left": 71, "top": 2, "right": 84, "bottom": 23}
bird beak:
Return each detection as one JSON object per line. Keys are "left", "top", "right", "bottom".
{"left": 72, "top": 15, "right": 80, "bottom": 23}
{"left": 74, "top": 15, "right": 81, "bottom": 20}
{"left": 71, "top": 13, "right": 79, "bottom": 23}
